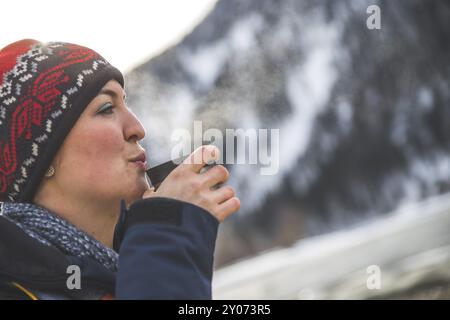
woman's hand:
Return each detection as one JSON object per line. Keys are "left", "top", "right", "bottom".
{"left": 142, "top": 145, "right": 240, "bottom": 222}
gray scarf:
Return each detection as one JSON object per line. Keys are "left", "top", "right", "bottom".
{"left": 0, "top": 201, "right": 118, "bottom": 272}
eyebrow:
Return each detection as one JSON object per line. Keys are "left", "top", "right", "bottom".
{"left": 98, "top": 88, "right": 127, "bottom": 100}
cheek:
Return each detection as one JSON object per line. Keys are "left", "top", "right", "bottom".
{"left": 62, "top": 124, "right": 124, "bottom": 179}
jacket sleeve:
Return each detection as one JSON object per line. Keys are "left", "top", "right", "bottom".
{"left": 113, "top": 197, "right": 219, "bottom": 299}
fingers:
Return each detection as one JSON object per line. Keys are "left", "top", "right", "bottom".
{"left": 210, "top": 185, "right": 235, "bottom": 204}
{"left": 201, "top": 164, "right": 229, "bottom": 189}
{"left": 155, "top": 145, "right": 239, "bottom": 222}
{"left": 215, "top": 196, "right": 241, "bottom": 222}
{"left": 182, "top": 145, "right": 220, "bottom": 173}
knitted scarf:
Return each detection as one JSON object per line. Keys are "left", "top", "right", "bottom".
{"left": 0, "top": 201, "right": 118, "bottom": 272}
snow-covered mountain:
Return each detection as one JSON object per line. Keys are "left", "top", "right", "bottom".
{"left": 125, "top": 0, "right": 450, "bottom": 266}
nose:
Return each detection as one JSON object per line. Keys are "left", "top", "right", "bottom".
{"left": 123, "top": 107, "right": 146, "bottom": 142}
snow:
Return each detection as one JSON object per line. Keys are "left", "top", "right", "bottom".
{"left": 213, "top": 192, "right": 450, "bottom": 299}
{"left": 180, "top": 13, "right": 264, "bottom": 89}
{"left": 228, "top": 14, "right": 343, "bottom": 213}
{"left": 180, "top": 41, "right": 229, "bottom": 89}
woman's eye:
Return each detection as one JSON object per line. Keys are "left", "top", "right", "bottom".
{"left": 97, "top": 102, "right": 114, "bottom": 115}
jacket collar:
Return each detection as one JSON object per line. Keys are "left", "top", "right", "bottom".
{"left": 0, "top": 216, "right": 115, "bottom": 295}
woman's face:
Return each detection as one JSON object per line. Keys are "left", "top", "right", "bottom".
{"left": 52, "top": 79, "right": 149, "bottom": 206}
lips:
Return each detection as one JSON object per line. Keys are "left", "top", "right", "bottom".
{"left": 130, "top": 153, "right": 146, "bottom": 162}
{"left": 130, "top": 152, "right": 148, "bottom": 170}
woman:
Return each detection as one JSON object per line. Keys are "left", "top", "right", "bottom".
{"left": 0, "top": 39, "right": 240, "bottom": 299}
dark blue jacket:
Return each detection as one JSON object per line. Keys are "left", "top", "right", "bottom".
{"left": 0, "top": 197, "right": 219, "bottom": 299}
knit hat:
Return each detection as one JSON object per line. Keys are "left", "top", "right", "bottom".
{"left": 0, "top": 40, "right": 124, "bottom": 202}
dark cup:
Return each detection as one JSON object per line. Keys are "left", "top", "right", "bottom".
{"left": 146, "top": 156, "right": 219, "bottom": 190}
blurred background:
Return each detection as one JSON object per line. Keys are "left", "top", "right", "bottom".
{"left": 4, "top": 0, "right": 450, "bottom": 299}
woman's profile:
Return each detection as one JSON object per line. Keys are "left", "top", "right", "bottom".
{"left": 0, "top": 39, "right": 240, "bottom": 299}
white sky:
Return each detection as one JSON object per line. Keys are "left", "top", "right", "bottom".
{"left": 1, "top": 0, "right": 218, "bottom": 73}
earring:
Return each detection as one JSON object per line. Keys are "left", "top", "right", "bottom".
{"left": 45, "top": 165, "right": 55, "bottom": 177}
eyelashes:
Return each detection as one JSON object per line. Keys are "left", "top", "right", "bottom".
{"left": 96, "top": 102, "right": 114, "bottom": 115}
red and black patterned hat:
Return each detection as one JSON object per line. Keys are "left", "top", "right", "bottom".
{"left": 0, "top": 39, "right": 124, "bottom": 202}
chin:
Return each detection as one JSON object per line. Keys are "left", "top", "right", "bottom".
{"left": 118, "top": 172, "right": 148, "bottom": 203}
{"left": 128, "top": 180, "right": 149, "bottom": 201}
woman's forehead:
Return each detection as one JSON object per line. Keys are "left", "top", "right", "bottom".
{"left": 98, "top": 80, "right": 126, "bottom": 98}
